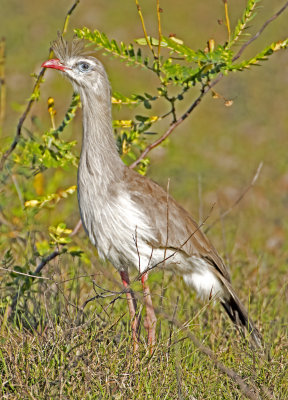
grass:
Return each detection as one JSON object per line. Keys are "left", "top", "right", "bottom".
{"left": 0, "top": 243, "right": 287, "bottom": 399}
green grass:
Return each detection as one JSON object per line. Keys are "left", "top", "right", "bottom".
{"left": 0, "top": 246, "right": 287, "bottom": 399}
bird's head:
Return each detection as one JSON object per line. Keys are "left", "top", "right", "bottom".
{"left": 42, "top": 35, "right": 108, "bottom": 93}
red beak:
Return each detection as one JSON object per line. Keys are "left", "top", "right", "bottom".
{"left": 41, "top": 58, "right": 67, "bottom": 71}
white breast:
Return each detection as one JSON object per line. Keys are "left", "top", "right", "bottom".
{"left": 79, "top": 188, "right": 160, "bottom": 272}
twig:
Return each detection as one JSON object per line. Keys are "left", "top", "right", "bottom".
{"left": 62, "top": 0, "right": 80, "bottom": 34}
{"left": 34, "top": 249, "right": 61, "bottom": 274}
{"left": 205, "top": 162, "right": 263, "bottom": 233}
{"left": 129, "top": 74, "right": 223, "bottom": 169}
{"left": 0, "top": 0, "right": 81, "bottom": 171}
{"left": 156, "top": 0, "right": 162, "bottom": 59}
{"left": 0, "top": 37, "right": 6, "bottom": 129}
{"left": 223, "top": 0, "right": 231, "bottom": 42}
{"left": 232, "top": 1, "right": 288, "bottom": 62}
{"left": 135, "top": 0, "right": 156, "bottom": 58}
{"left": 0, "top": 266, "right": 51, "bottom": 280}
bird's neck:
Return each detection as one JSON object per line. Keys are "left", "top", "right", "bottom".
{"left": 78, "top": 84, "right": 124, "bottom": 185}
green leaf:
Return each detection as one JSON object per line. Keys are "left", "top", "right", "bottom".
{"left": 228, "top": 39, "right": 288, "bottom": 71}
{"left": 75, "top": 28, "right": 150, "bottom": 69}
{"left": 228, "top": 0, "right": 261, "bottom": 49}
{"left": 135, "top": 36, "right": 166, "bottom": 47}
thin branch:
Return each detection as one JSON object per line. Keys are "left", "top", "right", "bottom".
{"left": 62, "top": 0, "right": 80, "bottom": 34}
{"left": 129, "top": 74, "right": 223, "bottom": 169}
{"left": 135, "top": 0, "right": 156, "bottom": 58}
{"left": 0, "top": 37, "right": 6, "bottom": 129}
{"left": 205, "top": 162, "right": 263, "bottom": 233}
{"left": 223, "top": 0, "right": 231, "bottom": 42}
{"left": 34, "top": 249, "right": 61, "bottom": 274}
{"left": 0, "top": 0, "right": 81, "bottom": 171}
{"left": 0, "top": 266, "right": 51, "bottom": 280}
{"left": 156, "top": 0, "right": 162, "bottom": 59}
{"left": 232, "top": 1, "right": 288, "bottom": 62}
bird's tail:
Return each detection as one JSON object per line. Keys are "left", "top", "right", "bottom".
{"left": 221, "top": 280, "right": 263, "bottom": 350}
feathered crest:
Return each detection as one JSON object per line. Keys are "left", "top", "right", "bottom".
{"left": 51, "top": 33, "right": 86, "bottom": 63}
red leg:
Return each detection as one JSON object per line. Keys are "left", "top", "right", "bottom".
{"left": 120, "top": 270, "right": 140, "bottom": 351}
{"left": 141, "top": 272, "right": 157, "bottom": 350}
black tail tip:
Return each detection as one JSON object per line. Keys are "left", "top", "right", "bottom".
{"left": 221, "top": 299, "right": 263, "bottom": 350}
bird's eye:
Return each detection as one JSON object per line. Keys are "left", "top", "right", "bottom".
{"left": 78, "top": 62, "right": 91, "bottom": 73}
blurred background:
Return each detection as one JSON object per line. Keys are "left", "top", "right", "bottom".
{"left": 1, "top": 0, "right": 288, "bottom": 296}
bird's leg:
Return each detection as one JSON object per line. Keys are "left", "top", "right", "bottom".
{"left": 141, "top": 272, "right": 157, "bottom": 350}
{"left": 120, "top": 270, "right": 140, "bottom": 351}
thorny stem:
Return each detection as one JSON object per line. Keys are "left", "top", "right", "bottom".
{"left": 0, "top": 0, "right": 81, "bottom": 171}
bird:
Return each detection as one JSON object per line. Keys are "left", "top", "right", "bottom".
{"left": 42, "top": 36, "right": 262, "bottom": 351}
